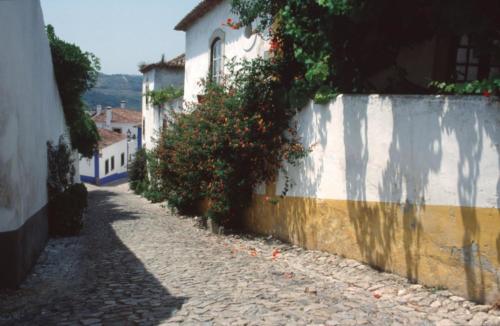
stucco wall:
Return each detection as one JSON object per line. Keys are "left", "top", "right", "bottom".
{"left": 183, "top": 0, "right": 268, "bottom": 102}
{"left": 142, "top": 68, "right": 185, "bottom": 148}
{"left": 0, "top": 0, "right": 69, "bottom": 233}
{"left": 245, "top": 95, "right": 500, "bottom": 302}
{"left": 80, "top": 156, "right": 95, "bottom": 178}
{"left": 100, "top": 140, "right": 128, "bottom": 179}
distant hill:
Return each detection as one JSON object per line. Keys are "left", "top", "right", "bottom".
{"left": 83, "top": 73, "right": 142, "bottom": 111}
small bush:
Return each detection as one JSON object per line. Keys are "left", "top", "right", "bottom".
{"left": 48, "top": 183, "right": 87, "bottom": 237}
{"left": 47, "top": 137, "right": 87, "bottom": 237}
{"left": 128, "top": 148, "right": 149, "bottom": 194}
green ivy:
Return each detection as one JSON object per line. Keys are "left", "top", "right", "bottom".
{"left": 147, "top": 86, "right": 183, "bottom": 108}
{"left": 47, "top": 25, "right": 100, "bottom": 158}
{"left": 429, "top": 78, "right": 500, "bottom": 96}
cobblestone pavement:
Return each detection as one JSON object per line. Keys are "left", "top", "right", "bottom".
{"left": 1, "top": 182, "right": 500, "bottom": 326}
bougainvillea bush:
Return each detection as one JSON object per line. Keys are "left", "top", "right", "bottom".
{"left": 153, "top": 59, "right": 308, "bottom": 225}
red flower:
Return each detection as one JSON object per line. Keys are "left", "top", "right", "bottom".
{"left": 270, "top": 39, "right": 279, "bottom": 51}
{"left": 227, "top": 18, "right": 233, "bottom": 24}
{"left": 483, "top": 90, "right": 491, "bottom": 97}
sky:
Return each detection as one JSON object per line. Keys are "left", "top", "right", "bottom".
{"left": 40, "top": 0, "right": 200, "bottom": 75}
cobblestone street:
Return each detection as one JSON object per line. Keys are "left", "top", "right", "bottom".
{"left": 1, "top": 182, "right": 499, "bottom": 325}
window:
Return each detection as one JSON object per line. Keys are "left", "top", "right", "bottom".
{"left": 121, "top": 153, "right": 125, "bottom": 166}
{"left": 113, "top": 128, "right": 122, "bottom": 134}
{"left": 143, "top": 119, "right": 146, "bottom": 136}
{"left": 455, "top": 35, "right": 500, "bottom": 82}
{"left": 111, "top": 156, "right": 115, "bottom": 171}
{"left": 145, "top": 84, "right": 150, "bottom": 106}
{"left": 105, "top": 159, "right": 109, "bottom": 175}
{"left": 210, "top": 38, "right": 223, "bottom": 84}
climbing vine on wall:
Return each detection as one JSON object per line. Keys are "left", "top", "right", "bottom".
{"left": 147, "top": 86, "right": 184, "bottom": 108}
{"left": 47, "top": 25, "right": 100, "bottom": 158}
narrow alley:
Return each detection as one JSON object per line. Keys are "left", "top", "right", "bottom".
{"left": 1, "top": 183, "right": 498, "bottom": 325}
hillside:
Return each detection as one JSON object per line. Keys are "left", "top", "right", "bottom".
{"left": 83, "top": 73, "right": 142, "bottom": 111}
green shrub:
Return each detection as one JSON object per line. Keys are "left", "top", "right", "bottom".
{"left": 128, "top": 148, "right": 149, "bottom": 194}
{"left": 48, "top": 183, "right": 87, "bottom": 237}
{"left": 47, "top": 137, "right": 87, "bottom": 237}
{"left": 154, "top": 59, "right": 308, "bottom": 225}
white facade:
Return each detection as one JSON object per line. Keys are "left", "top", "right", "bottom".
{"left": 142, "top": 68, "right": 184, "bottom": 149}
{"left": 266, "top": 95, "right": 499, "bottom": 210}
{"left": 183, "top": 0, "right": 269, "bottom": 102}
{"left": 0, "top": 0, "right": 73, "bottom": 233}
{"left": 80, "top": 139, "right": 129, "bottom": 181}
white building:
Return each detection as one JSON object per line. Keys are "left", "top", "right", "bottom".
{"left": 140, "top": 54, "right": 185, "bottom": 149}
{"left": 174, "top": 0, "right": 268, "bottom": 102}
{"left": 79, "top": 107, "right": 142, "bottom": 185}
{"left": 0, "top": 0, "right": 75, "bottom": 288}
{"left": 93, "top": 105, "right": 142, "bottom": 142}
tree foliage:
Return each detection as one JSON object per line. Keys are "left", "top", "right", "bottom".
{"left": 47, "top": 25, "right": 101, "bottom": 158}
{"left": 231, "top": 0, "right": 500, "bottom": 98}
{"left": 154, "top": 59, "right": 308, "bottom": 224}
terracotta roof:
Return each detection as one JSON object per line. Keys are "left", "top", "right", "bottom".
{"left": 175, "top": 0, "right": 224, "bottom": 31}
{"left": 139, "top": 54, "right": 185, "bottom": 73}
{"left": 98, "top": 128, "right": 126, "bottom": 149}
{"left": 92, "top": 108, "right": 142, "bottom": 125}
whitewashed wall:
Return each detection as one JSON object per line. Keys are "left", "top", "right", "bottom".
{"left": 272, "top": 95, "right": 499, "bottom": 209}
{"left": 80, "top": 156, "right": 95, "bottom": 178}
{"left": 100, "top": 140, "right": 128, "bottom": 178}
{"left": 183, "top": 0, "right": 269, "bottom": 102}
{"left": 0, "top": 0, "right": 70, "bottom": 232}
{"left": 142, "top": 68, "right": 185, "bottom": 148}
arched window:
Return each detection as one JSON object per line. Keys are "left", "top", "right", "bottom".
{"left": 210, "top": 38, "right": 223, "bottom": 84}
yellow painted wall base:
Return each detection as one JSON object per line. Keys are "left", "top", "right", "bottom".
{"left": 244, "top": 192, "right": 500, "bottom": 303}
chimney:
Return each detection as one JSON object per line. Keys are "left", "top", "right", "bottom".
{"left": 120, "top": 100, "right": 126, "bottom": 109}
{"left": 96, "top": 105, "right": 102, "bottom": 115}
{"left": 105, "top": 107, "right": 112, "bottom": 128}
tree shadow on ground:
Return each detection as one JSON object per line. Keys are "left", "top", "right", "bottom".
{"left": 0, "top": 188, "right": 186, "bottom": 325}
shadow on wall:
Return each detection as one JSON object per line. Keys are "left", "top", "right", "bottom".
{"left": 0, "top": 189, "right": 186, "bottom": 324}
{"left": 343, "top": 95, "right": 499, "bottom": 302}
{"left": 344, "top": 96, "right": 443, "bottom": 283}
{"left": 441, "top": 99, "right": 499, "bottom": 302}
{"left": 245, "top": 95, "right": 500, "bottom": 303}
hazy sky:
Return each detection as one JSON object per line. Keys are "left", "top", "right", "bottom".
{"left": 40, "top": 0, "right": 200, "bottom": 75}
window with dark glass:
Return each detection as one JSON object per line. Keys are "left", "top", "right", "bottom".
{"left": 105, "top": 159, "right": 109, "bottom": 175}
{"left": 111, "top": 156, "right": 115, "bottom": 171}
{"left": 121, "top": 153, "right": 125, "bottom": 166}
{"left": 210, "top": 38, "right": 222, "bottom": 83}
{"left": 455, "top": 35, "right": 500, "bottom": 82}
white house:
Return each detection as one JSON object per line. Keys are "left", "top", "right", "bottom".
{"left": 140, "top": 54, "right": 185, "bottom": 149}
{"left": 93, "top": 105, "right": 142, "bottom": 143}
{"left": 79, "top": 107, "right": 142, "bottom": 185}
{"left": 0, "top": 0, "right": 76, "bottom": 288}
{"left": 174, "top": 0, "right": 268, "bottom": 102}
